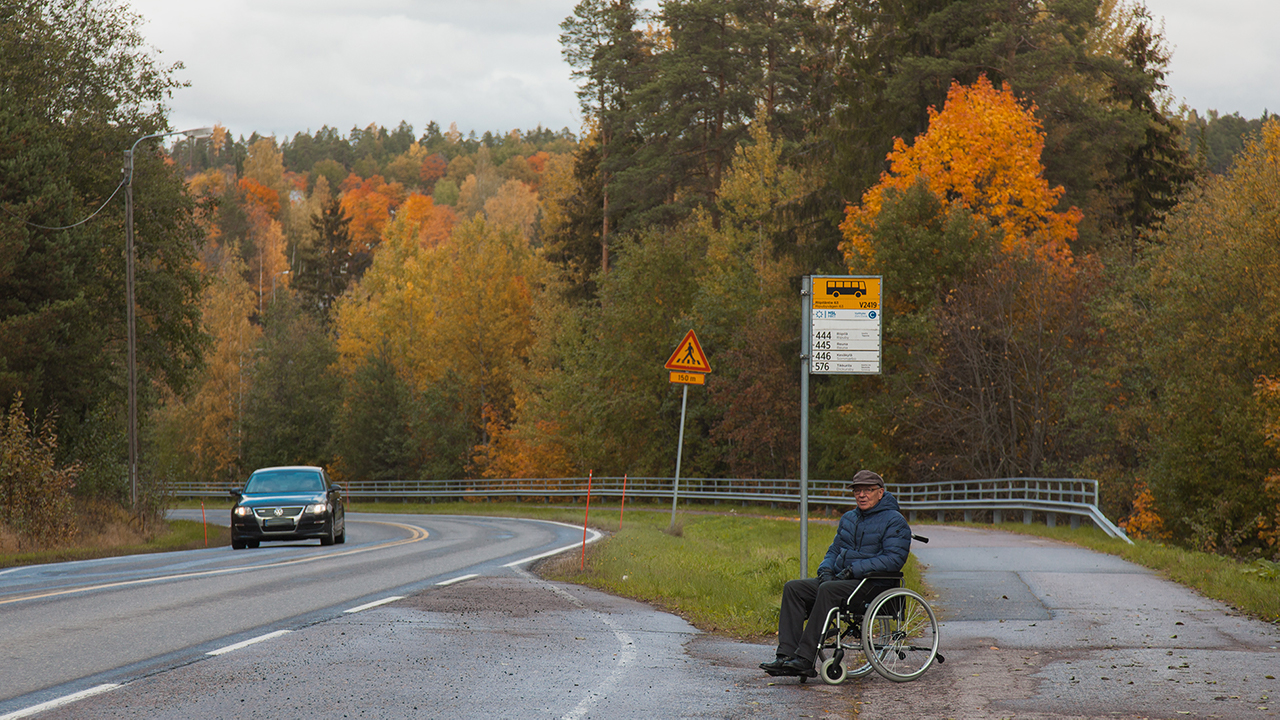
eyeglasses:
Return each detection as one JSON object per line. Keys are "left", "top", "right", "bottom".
{"left": 852, "top": 487, "right": 882, "bottom": 496}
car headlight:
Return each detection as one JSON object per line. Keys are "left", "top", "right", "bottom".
{"left": 307, "top": 504, "right": 328, "bottom": 515}
{"left": 234, "top": 506, "right": 253, "bottom": 517}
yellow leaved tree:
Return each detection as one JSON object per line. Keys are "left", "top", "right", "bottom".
{"left": 841, "top": 75, "right": 1081, "bottom": 268}
{"left": 835, "top": 75, "right": 1099, "bottom": 482}
{"left": 332, "top": 211, "right": 548, "bottom": 480}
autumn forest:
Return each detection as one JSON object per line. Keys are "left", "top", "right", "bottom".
{"left": 2, "top": 0, "right": 1278, "bottom": 559}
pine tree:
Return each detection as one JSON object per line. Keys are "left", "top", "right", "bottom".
{"left": 295, "top": 197, "right": 354, "bottom": 321}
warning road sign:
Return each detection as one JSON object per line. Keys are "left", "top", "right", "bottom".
{"left": 664, "top": 330, "right": 712, "bottom": 373}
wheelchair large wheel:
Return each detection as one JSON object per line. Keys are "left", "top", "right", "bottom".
{"left": 816, "top": 620, "right": 874, "bottom": 684}
{"left": 861, "top": 587, "right": 939, "bottom": 682}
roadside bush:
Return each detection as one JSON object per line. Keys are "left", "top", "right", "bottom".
{"left": 0, "top": 396, "right": 79, "bottom": 549}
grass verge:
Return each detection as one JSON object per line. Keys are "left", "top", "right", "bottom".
{"left": 0, "top": 520, "right": 228, "bottom": 569}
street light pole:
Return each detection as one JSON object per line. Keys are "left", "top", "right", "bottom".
{"left": 124, "top": 126, "right": 213, "bottom": 510}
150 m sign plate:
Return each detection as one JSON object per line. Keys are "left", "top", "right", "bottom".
{"left": 809, "top": 276, "right": 882, "bottom": 375}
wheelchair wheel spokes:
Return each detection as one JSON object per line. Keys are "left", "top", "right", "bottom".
{"left": 861, "top": 587, "right": 939, "bottom": 682}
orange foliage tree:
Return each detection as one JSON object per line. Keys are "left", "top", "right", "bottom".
{"left": 1256, "top": 375, "right": 1280, "bottom": 551}
{"left": 836, "top": 76, "right": 1099, "bottom": 481}
{"left": 419, "top": 153, "right": 447, "bottom": 187}
{"left": 339, "top": 174, "right": 407, "bottom": 253}
{"left": 841, "top": 76, "right": 1082, "bottom": 268}
{"left": 1119, "top": 480, "right": 1170, "bottom": 541}
{"left": 397, "top": 193, "right": 457, "bottom": 248}
{"left": 239, "top": 177, "right": 281, "bottom": 218}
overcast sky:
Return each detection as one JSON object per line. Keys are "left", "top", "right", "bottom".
{"left": 128, "top": 0, "right": 1279, "bottom": 142}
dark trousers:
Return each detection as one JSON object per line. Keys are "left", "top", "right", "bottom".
{"left": 776, "top": 577, "right": 891, "bottom": 662}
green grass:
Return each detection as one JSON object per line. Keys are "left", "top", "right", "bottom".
{"left": 0, "top": 520, "right": 229, "bottom": 569}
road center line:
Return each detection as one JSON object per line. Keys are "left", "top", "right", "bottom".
{"left": 0, "top": 683, "right": 119, "bottom": 720}
{"left": 0, "top": 521, "right": 429, "bottom": 607}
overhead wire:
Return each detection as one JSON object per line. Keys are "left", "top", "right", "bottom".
{"left": 0, "top": 174, "right": 128, "bottom": 231}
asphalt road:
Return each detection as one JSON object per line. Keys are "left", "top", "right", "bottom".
{"left": 3, "top": 518, "right": 1277, "bottom": 719}
{"left": 0, "top": 511, "right": 595, "bottom": 716}
{"left": 857, "top": 526, "right": 1280, "bottom": 719}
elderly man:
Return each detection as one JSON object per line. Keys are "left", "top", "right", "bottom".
{"left": 761, "top": 469, "right": 912, "bottom": 678}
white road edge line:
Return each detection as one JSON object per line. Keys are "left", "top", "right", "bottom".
{"left": 503, "top": 525, "right": 604, "bottom": 568}
{"left": 508, "top": 565, "right": 635, "bottom": 720}
{"left": 206, "top": 630, "right": 291, "bottom": 656}
{"left": 436, "top": 574, "right": 479, "bottom": 586}
{"left": 344, "top": 596, "right": 405, "bottom": 613}
{"left": 0, "top": 683, "right": 119, "bottom": 720}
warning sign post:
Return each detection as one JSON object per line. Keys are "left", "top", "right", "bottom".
{"left": 663, "top": 330, "right": 711, "bottom": 528}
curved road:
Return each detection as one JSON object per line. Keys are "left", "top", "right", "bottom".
{"left": 3, "top": 519, "right": 1277, "bottom": 719}
{"left": 0, "top": 512, "right": 594, "bottom": 715}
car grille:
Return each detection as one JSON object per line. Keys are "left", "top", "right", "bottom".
{"left": 253, "top": 506, "right": 305, "bottom": 518}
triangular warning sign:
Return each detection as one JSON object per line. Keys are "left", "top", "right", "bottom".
{"left": 664, "top": 330, "right": 712, "bottom": 373}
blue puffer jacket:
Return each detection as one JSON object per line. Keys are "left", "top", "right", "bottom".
{"left": 817, "top": 491, "right": 912, "bottom": 578}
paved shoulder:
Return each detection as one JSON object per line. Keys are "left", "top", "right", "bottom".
{"left": 857, "top": 526, "right": 1280, "bottom": 720}
{"left": 30, "top": 571, "right": 852, "bottom": 719}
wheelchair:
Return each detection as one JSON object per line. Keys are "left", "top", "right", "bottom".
{"left": 812, "top": 535, "right": 944, "bottom": 684}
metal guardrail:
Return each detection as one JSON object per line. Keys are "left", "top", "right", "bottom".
{"left": 170, "top": 475, "right": 1131, "bottom": 542}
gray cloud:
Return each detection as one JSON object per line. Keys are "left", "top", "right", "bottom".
{"left": 131, "top": 0, "right": 1277, "bottom": 143}
{"left": 133, "top": 0, "right": 582, "bottom": 139}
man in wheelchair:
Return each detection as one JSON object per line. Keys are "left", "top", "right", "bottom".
{"left": 761, "top": 469, "right": 912, "bottom": 678}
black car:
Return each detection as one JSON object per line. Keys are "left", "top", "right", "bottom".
{"left": 230, "top": 466, "right": 346, "bottom": 549}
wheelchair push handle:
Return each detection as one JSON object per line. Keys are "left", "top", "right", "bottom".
{"left": 911, "top": 534, "right": 929, "bottom": 543}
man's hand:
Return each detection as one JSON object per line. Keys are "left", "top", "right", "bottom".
{"left": 816, "top": 569, "right": 834, "bottom": 583}
{"left": 835, "top": 568, "right": 854, "bottom": 581}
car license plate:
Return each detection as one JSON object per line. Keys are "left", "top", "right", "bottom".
{"left": 265, "top": 518, "right": 293, "bottom": 528}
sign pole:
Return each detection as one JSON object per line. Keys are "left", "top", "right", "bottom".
{"left": 663, "top": 329, "right": 711, "bottom": 530}
{"left": 671, "top": 383, "right": 689, "bottom": 528}
{"left": 800, "top": 277, "right": 811, "bottom": 579}
{"left": 802, "top": 274, "right": 883, "bottom": 579}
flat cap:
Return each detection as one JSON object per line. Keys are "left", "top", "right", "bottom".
{"left": 849, "top": 470, "right": 884, "bottom": 487}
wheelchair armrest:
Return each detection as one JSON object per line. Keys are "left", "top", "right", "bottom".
{"left": 863, "top": 571, "right": 904, "bottom": 579}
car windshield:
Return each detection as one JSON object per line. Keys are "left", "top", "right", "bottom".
{"left": 244, "top": 470, "right": 325, "bottom": 494}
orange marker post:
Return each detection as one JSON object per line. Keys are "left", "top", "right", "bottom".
{"left": 581, "top": 470, "right": 593, "bottom": 569}
{"left": 619, "top": 474, "right": 628, "bottom": 531}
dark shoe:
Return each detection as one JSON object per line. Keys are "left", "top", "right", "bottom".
{"left": 759, "top": 655, "right": 789, "bottom": 674}
{"left": 778, "top": 656, "right": 816, "bottom": 677}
